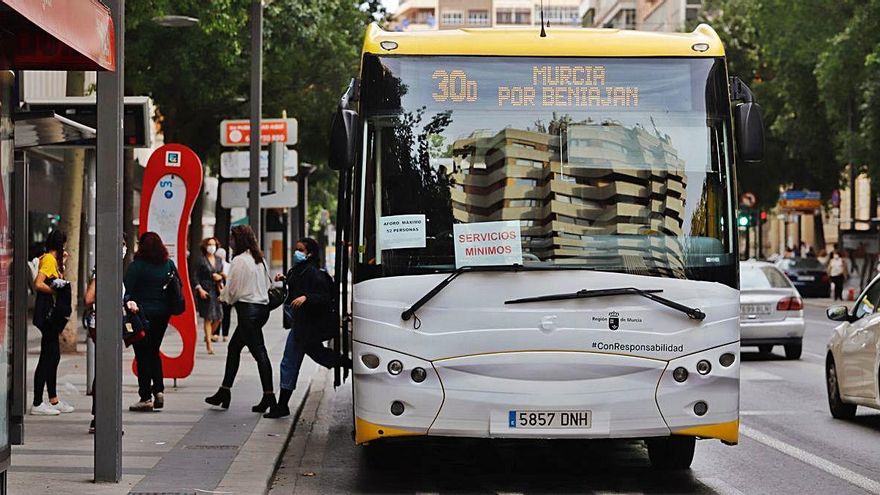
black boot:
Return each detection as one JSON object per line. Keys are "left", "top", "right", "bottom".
{"left": 252, "top": 393, "right": 276, "bottom": 413}
{"left": 264, "top": 404, "right": 290, "bottom": 419}
{"left": 205, "top": 387, "right": 231, "bottom": 409}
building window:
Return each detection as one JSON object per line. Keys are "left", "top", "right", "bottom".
{"left": 515, "top": 9, "right": 531, "bottom": 24}
{"left": 541, "top": 6, "right": 579, "bottom": 26}
{"left": 496, "top": 8, "right": 513, "bottom": 24}
{"left": 441, "top": 10, "right": 463, "bottom": 25}
{"left": 468, "top": 10, "right": 489, "bottom": 25}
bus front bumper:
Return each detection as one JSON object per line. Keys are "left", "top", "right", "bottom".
{"left": 353, "top": 342, "right": 740, "bottom": 445}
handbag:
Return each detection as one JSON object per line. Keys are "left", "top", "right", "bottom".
{"left": 82, "top": 305, "right": 97, "bottom": 341}
{"left": 264, "top": 263, "right": 286, "bottom": 311}
{"left": 122, "top": 307, "right": 149, "bottom": 347}
{"left": 163, "top": 263, "right": 186, "bottom": 316}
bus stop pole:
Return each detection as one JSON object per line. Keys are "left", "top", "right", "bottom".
{"left": 248, "top": 0, "right": 262, "bottom": 234}
{"left": 95, "top": 0, "right": 124, "bottom": 482}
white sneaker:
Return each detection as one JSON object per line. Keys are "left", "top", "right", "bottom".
{"left": 49, "top": 400, "right": 75, "bottom": 413}
{"left": 30, "top": 402, "right": 61, "bottom": 416}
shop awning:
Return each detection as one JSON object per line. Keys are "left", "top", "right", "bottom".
{"left": 13, "top": 111, "right": 96, "bottom": 148}
{"left": 0, "top": 0, "right": 115, "bottom": 71}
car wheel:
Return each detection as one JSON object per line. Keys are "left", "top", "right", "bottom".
{"left": 826, "top": 355, "right": 857, "bottom": 419}
{"left": 758, "top": 345, "right": 773, "bottom": 354}
{"left": 784, "top": 342, "right": 802, "bottom": 360}
{"left": 646, "top": 436, "right": 695, "bottom": 470}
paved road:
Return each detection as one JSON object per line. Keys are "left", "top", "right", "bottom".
{"left": 271, "top": 303, "right": 880, "bottom": 494}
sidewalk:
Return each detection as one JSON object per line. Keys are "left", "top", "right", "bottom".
{"left": 8, "top": 313, "right": 318, "bottom": 495}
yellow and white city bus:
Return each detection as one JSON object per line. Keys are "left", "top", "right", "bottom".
{"left": 327, "top": 23, "right": 763, "bottom": 469}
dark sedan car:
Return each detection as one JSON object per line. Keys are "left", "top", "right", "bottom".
{"left": 775, "top": 258, "right": 830, "bottom": 297}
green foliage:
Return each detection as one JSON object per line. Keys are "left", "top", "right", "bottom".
{"left": 702, "top": 0, "right": 858, "bottom": 207}
{"left": 126, "top": 0, "right": 379, "bottom": 223}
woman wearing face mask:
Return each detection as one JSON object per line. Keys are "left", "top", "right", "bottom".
{"left": 193, "top": 237, "right": 225, "bottom": 354}
{"left": 828, "top": 251, "right": 848, "bottom": 301}
{"left": 264, "top": 238, "right": 350, "bottom": 419}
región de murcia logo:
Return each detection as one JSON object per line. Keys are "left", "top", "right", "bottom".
{"left": 608, "top": 311, "right": 620, "bottom": 331}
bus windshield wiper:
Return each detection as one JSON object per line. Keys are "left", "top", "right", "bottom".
{"left": 505, "top": 287, "right": 706, "bottom": 321}
{"left": 401, "top": 265, "right": 524, "bottom": 322}
{"left": 400, "top": 264, "right": 595, "bottom": 322}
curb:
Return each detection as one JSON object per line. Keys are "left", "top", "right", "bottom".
{"left": 216, "top": 360, "right": 319, "bottom": 494}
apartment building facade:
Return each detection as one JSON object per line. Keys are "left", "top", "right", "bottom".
{"left": 584, "top": 0, "right": 702, "bottom": 31}
{"left": 391, "top": 0, "right": 583, "bottom": 31}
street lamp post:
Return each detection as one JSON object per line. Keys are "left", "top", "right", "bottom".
{"left": 249, "top": 0, "right": 263, "bottom": 234}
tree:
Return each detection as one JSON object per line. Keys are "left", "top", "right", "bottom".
{"left": 702, "top": 0, "right": 848, "bottom": 209}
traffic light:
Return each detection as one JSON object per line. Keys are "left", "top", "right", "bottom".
{"left": 738, "top": 213, "right": 750, "bottom": 227}
{"left": 760, "top": 210, "right": 768, "bottom": 222}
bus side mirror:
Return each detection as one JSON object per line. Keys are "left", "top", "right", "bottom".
{"left": 735, "top": 102, "right": 764, "bottom": 163}
{"left": 328, "top": 106, "right": 358, "bottom": 171}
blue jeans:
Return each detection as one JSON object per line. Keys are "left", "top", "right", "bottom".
{"left": 279, "top": 329, "right": 344, "bottom": 391}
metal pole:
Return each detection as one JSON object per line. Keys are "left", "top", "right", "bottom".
{"left": 95, "top": 0, "right": 124, "bottom": 482}
{"left": 248, "top": 0, "right": 263, "bottom": 233}
{"left": 10, "top": 135, "right": 28, "bottom": 447}
{"left": 86, "top": 150, "right": 96, "bottom": 395}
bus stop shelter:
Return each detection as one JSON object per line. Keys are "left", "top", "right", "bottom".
{"left": 0, "top": 0, "right": 124, "bottom": 488}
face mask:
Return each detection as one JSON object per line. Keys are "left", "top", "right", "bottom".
{"left": 293, "top": 250, "right": 307, "bottom": 264}
{"left": 207, "top": 245, "right": 217, "bottom": 255}
{"left": 122, "top": 246, "right": 127, "bottom": 259}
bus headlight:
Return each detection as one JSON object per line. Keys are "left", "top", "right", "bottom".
{"left": 696, "top": 360, "right": 712, "bottom": 375}
{"left": 672, "top": 367, "right": 689, "bottom": 383}
{"left": 361, "top": 354, "right": 380, "bottom": 369}
{"left": 411, "top": 367, "right": 427, "bottom": 383}
{"left": 387, "top": 360, "right": 403, "bottom": 375}
{"left": 719, "top": 353, "right": 736, "bottom": 367}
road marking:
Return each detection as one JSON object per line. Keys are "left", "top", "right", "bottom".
{"left": 741, "top": 410, "right": 816, "bottom": 416}
{"left": 740, "top": 368, "right": 782, "bottom": 381}
{"left": 696, "top": 477, "right": 746, "bottom": 495}
{"left": 740, "top": 425, "right": 880, "bottom": 494}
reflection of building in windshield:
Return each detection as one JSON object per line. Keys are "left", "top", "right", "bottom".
{"left": 449, "top": 122, "right": 687, "bottom": 276}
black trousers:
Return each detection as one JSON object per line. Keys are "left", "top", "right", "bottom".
{"left": 218, "top": 302, "right": 231, "bottom": 337}
{"left": 132, "top": 311, "right": 171, "bottom": 401}
{"left": 33, "top": 323, "right": 63, "bottom": 406}
{"left": 222, "top": 302, "right": 273, "bottom": 392}
{"left": 832, "top": 275, "right": 845, "bottom": 300}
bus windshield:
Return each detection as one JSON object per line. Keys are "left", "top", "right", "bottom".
{"left": 356, "top": 55, "right": 735, "bottom": 283}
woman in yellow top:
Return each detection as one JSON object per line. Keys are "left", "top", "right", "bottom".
{"left": 31, "top": 230, "right": 74, "bottom": 416}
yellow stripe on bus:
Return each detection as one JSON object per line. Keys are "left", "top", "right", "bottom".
{"left": 673, "top": 419, "right": 739, "bottom": 444}
{"left": 355, "top": 417, "right": 424, "bottom": 445}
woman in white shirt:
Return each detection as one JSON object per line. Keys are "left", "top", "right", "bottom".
{"left": 205, "top": 225, "right": 276, "bottom": 413}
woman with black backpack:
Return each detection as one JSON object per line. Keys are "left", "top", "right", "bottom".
{"left": 124, "top": 232, "right": 177, "bottom": 412}
{"left": 264, "top": 237, "right": 350, "bottom": 419}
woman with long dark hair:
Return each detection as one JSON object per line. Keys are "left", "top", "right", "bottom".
{"left": 31, "top": 229, "right": 73, "bottom": 416}
{"left": 206, "top": 225, "right": 276, "bottom": 412}
{"left": 193, "top": 237, "right": 225, "bottom": 354}
{"left": 124, "top": 232, "right": 176, "bottom": 412}
{"left": 264, "top": 238, "right": 349, "bottom": 418}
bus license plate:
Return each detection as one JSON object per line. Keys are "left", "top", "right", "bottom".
{"left": 509, "top": 410, "right": 591, "bottom": 429}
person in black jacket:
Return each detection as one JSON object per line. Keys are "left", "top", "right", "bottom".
{"left": 264, "top": 238, "right": 350, "bottom": 418}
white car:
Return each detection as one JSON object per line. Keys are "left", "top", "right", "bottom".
{"left": 825, "top": 278, "right": 880, "bottom": 418}
{"left": 740, "top": 260, "right": 806, "bottom": 359}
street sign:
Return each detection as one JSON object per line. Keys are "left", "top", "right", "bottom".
{"left": 779, "top": 190, "right": 822, "bottom": 211}
{"left": 220, "top": 149, "right": 298, "bottom": 178}
{"left": 220, "top": 180, "right": 298, "bottom": 209}
{"left": 220, "top": 118, "right": 298, "bottom": 147}
{"left": 740, "top": 192, "right": 757, "bottom": 208}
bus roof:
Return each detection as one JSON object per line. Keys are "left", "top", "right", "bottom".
{"left": 363, "top": 23, "right": 724, "bottom": 58}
